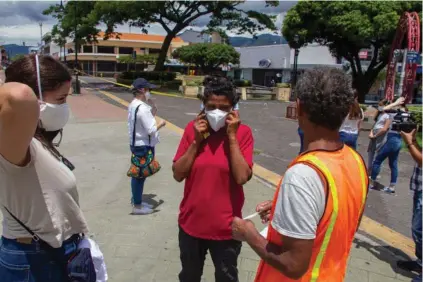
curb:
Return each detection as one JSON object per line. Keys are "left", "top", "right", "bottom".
{"left": 78, "top": 77, "right": 416, "bottom": 260}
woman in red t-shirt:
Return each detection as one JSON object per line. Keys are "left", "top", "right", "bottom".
{"left": 173, "top": 76, "right": 254, "bottom": 282}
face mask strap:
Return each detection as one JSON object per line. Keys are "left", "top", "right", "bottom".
{"left": 35, "top": 55, "right": 43, "bottom": 101}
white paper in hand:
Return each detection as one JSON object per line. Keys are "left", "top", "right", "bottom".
{"left": 260, "top": 226, "right": 269, "bottom": 239}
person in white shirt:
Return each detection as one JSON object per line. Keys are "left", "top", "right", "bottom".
{"left": 367, "top": 97, "right": 405, "bottom": 176}
{"left": 128, "top": 78, "right": 166, "bottom": 215}
{"left": 339, "top": 92, "right": 364, "bottom": 149}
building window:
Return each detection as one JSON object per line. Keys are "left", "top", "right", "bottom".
{"left": 83, "top": 45, "right": 93, "bottom": 53}
{"left": 119, "top": 47, "right": 133, "bottom": 55}
{"left": 149, "top": 49, "right": 161, "bottom": 55}
{"left": 97, "top": 46, "right": 115, "bottom": 54}
{"left": 97, "top": 61, "right": 115, "bottom": 72}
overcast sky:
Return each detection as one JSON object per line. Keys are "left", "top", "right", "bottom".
{"left": 0, "top": 0, "right": 296, "bottom": 46}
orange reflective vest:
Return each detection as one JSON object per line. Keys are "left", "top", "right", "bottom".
{"left": 255, "top": 146, "right": 368, "bottom": 282}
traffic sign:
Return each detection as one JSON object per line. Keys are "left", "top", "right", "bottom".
{"left": 406, "top": 51, "right": 420, "bottom": 63}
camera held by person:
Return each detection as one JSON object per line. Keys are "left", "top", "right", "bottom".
{"left": 386, "top": 109, "right": 418, "bottom": 133}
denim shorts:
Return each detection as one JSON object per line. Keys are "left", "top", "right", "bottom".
{"left": 0, "top": 235, "right": 79, "bottom": 282}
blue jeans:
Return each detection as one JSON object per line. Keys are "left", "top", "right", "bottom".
{"left": 371, "top": 133, "right": 402, "bottom": 185}
{"left": 0, "top": 236, "right": 79, "bottom": 282}
{"left": 298, "top": 127, "right": 304, "bottom": 154}
{"left": 130, "top": 146, "right": 154, "bottom": 205}
{"left": 412, "top": 190, "right": 422, "bottom": 263}
{"left": 339, "top": 132, "right": 358, "bottom": 150}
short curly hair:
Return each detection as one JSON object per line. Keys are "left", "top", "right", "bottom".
{"left": 296, "top": 67, "right": 354, "bottom": 130}
{"left": 202, "top": 76, "right": 239, "bottom": 106}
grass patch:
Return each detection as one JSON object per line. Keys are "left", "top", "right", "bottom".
{"left": 401, "top": 132, "right": 422, "bottom": 151}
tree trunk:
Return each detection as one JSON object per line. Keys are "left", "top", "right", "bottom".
{"left": 154, "top": 33, "right": 175, "bottom": 71}
{"left": 352, "top": 64, "right": 387, "bottom": 104}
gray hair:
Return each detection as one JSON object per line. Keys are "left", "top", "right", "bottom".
{"left": 295, "top": 67, "right": 354, "bottom": 130}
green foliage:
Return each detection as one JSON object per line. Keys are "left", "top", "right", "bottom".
{"left": 173, "top": 43, "right": 239, "bottom": 73}
{"left": 276, "top": 83, "right": 290, "bottom": 88}
{"left": 163, "top": 80, "right": 182, "bottom": 90}
{"left": 409, "top": 105, "right": 422, "bottom": 128}
{"left": 117, "top": 54, "right": 158, "bottom": 65}
{"left": 234, "top": 80, "right": 252, "bottom": 87}
{"left": 283, "top": 1, "right": 422, "bottom": 102}
{"left": 10, "top": 54, "right": 25, "bottom": 62}
{"left": 120, "top": 71, "right": 176, "bottom": 82}
{"left": 185, "top": 80, "right": 202, "bottom": 87}
{"left": 359, "top": 104, "right": 368, "bottom": 112}
{"left": 44, "top": 1, "right": 278, "bottom": 71}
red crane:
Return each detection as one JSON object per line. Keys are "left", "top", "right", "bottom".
{"left": 384, "top": 12, "right": 421, "bottom": 103}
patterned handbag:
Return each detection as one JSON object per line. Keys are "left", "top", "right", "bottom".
{"left": 127, "top": 146, "right": 161, "bottom": 178}
{"left": 127, "top": 104, "right": 161, "bottom": 178}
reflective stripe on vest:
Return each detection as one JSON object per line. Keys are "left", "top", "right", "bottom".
{"left": 296, "top": 154, "right": 339, "bottom": 281}
{"left": 255, "top": 147, "right": 368, "bottom": 282}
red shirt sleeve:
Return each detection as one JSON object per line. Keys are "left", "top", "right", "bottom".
{"left": 238, "top": 125, "right": 254, "bottom": 168}
{"left": 173, "top": 121, "right": 194, "bottom": 163}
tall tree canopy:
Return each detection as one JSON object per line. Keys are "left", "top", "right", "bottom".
{"left": 282, "top": 1, "right": 422, "bottom": 102}
{"left": 44, "top": 1, "right": 278, "bottom": 71}
{"left": 173, "top": 43, "right": 240, "bottom": 74}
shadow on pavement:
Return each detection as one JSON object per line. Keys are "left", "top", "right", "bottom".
{"left": 354, "top": 238, "right": 417, "bottom": 279}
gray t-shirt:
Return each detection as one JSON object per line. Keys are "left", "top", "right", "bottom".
{"left": 0, "top": 138, "right": 89, "bottom": 247}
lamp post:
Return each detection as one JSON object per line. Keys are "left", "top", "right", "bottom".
{"left": 290, "top": 34, "right": 300, "bottom": 101}
{"left": 286, "top": 34, "right": 301, "bottom": 119}
{"left": 73, "top": 2, "right": 80, "bottom": 94}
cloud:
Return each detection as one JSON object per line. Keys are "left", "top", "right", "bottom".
{"left": 0, "top": 0, "right": 296, "bottom": 45}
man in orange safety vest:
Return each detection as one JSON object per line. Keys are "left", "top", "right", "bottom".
{"left": 232, "top": 67, "right": 368, "bottom": 282}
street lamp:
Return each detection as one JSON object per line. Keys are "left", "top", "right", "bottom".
{"left": 286, "top": 34, "right": 301, "bottom": 119}
{"left": 73, "top": 2, "right": 80, "bottom": 94}
{"left": 291, "top": 34, "right": 300, "bottom": 101}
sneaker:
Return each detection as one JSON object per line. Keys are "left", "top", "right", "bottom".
{"left": 142, "top": 202, "right": 154, "bottom": 209}
{"left": 397, "top": 260, "right": 422, "bottom": 273}
{"left": 132, "top": 206, "right": 153, "bottom": 215}
{"left": 382, "top": 186, "right": 396, "bottom": 194}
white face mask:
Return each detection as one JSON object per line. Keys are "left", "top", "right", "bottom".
{"left": 145, "top": 91, "right": 151, "bottom": 100}
{"left": 39, "top": 103, "right": 70, "bottom": 131}
{"left": 35, "top": 55, "right": 70, "bottom": 132}
{"left": 205, "top": 109, "right": 229, "bottom": 132}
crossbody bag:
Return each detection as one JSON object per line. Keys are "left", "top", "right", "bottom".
{"left": 4, "top": 207, "right": 96, "bottom": 282}
{"left": 127, "top": 104, "right": 161, "bottom": 178}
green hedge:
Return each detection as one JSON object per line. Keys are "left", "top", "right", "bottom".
{"left": 276, "top": 83, "right": 290, "bottom": 88}
{"left": 234, "top": 80, "right": 252, "bottom": 87}
{"left": 186, "top": 80, "right": 202, "bottom": 87}
{"left": 120, "top": 71, "right": 176, "bottom": 81}
{"left": 163, "top": 80, "right": 182, "bottom": 90}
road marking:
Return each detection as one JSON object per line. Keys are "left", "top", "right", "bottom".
{"left": 88, "top": 87, "right": 416, "bottom": 258}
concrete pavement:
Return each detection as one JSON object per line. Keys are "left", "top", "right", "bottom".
{"left": 2, "top": 89, "right": 414, "bottom": 281}
{"left": 80, "top": 75, "right": 417, "bottom": 239}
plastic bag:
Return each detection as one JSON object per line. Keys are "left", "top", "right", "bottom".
{"left": 78, "top": 238, "right": 108, "bottom": 282}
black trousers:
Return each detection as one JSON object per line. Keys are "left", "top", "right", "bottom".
{"left": 178, "top": 226, "right": 242, "bottom": 282}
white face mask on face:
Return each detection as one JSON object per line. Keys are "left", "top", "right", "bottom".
{"left": 145, "top": 91, "right": 151, "bottom": 100}
{"left": 205, "top": 109, "right": 229, "bottom": 132}
{"left": 35, "top": 55, "right": 70, "bottom": 132}
{"left": 39, "top": 103, "right": 70, "bottom": 131}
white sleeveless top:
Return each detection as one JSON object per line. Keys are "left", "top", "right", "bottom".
{"left": 0, "top": 138, "right": 88, "bottom": 248}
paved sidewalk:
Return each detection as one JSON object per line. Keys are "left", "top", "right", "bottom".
{"left": 1, "top": 91, "right": 419, "bottom": 281}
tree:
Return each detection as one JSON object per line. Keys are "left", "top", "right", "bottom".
{"left": 282, "top": 1, "right": 422, "bottom": 102}
{"left": 173, "top": 43, "right": 239, "bottom": 74}
{"left": 11, "top": 54, "right": 25, "bottom": 62}
{"left": 44, "top": 1, "right": 278, "bottom": 71}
